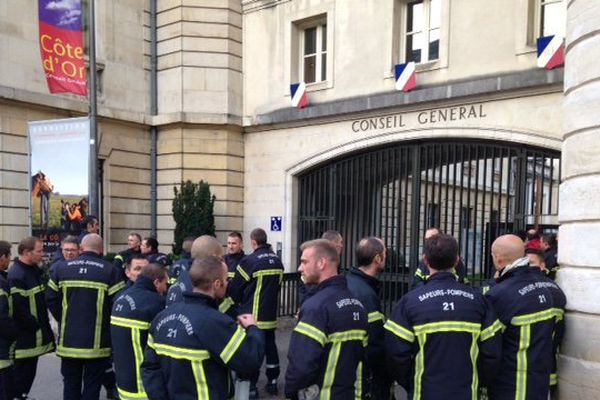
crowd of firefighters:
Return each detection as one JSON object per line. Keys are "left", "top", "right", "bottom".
{"left": 0, "top": 215, "right": 564, "bottom": 400}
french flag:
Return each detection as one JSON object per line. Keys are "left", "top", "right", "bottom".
{"left": 290, "top": 82, "right": 308, "bottom": 109}
{"left": 537, "top": 35, "right": 565, "bottom": 70}
{"left": 395, "top": 62, "right": 416, "bottom": 92}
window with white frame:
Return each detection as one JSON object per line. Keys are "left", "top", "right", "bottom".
{"left": 538, "top": 0, "right": 565, "bottom": 38}
{"left": 404, "top": 0, "right": 440, "bottom": 64}
{"left": 302, "top": 22, "right": 327, "bottom": 84}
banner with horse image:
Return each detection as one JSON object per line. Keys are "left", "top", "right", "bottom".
{"left": 28, "top": 117, "right": 90, "bottom": 261}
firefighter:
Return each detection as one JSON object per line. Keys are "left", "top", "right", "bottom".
{"left": 285, "top": 239, "right": 367, "bottom": 400}
{"left": 346, "top": 236, "right": 392, "bottom": 399}
{"left": 229, "top": 228, "right": 284, "bottom": 397}
{"left": 113, "top": 232, "right": 142, "bottom": 277}
{"left": 8, "top": 236, "right": 55, "bottom": 399}
{"left": 0, "top": 241, "right": 18, "bottom": 400}
{"left": 410, "top": 227, "right": 468, "bottom": 290}
{"left": 385, "top": 233, "right": 502, "bottom": 399}
{"left": 224, "top": 231, "right": 245, "bottom": 279}
{"left": 111, "top": 263, "right": 167, "bottom": 399}
{"left": 485, "top": 234, "right": 566, "bottom": 400}
{"left": 166, "top": 235, "right": 223, "bottom": 306}
{"left": 46, "top": 234, "right": 125, "bottom": 400}
{"left": 168, "top": 236, "right": 195, "bottom": 284}
{"left": 141, "top": 256, "right": 265, "bottom": 399}
{"left": 140, "top": 237, "right": 171, "bottom": 267}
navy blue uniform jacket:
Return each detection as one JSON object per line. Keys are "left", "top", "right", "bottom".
{"left": 141, "top": 292, "right": 265, "bottom": 400}
{"left": 285, "top": 275, "right": 367, "bottom": 399}
{"left": 385, "top": 271, "right": 503, "bottom": 400}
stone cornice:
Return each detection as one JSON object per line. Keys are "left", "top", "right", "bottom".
{"left": 246, "top": 68, "right": 564, "bottom": 130}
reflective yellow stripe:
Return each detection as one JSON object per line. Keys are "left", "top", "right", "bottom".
{"left": 384, "top": 320, "right": 415, "bottom": 343}
{"left": 414, "top": 321, "right": 481, "bottom": 335}
{"left": 15, "top": 342, "right": 54, "bottom": 359}
{"left": 256, "top": 320, "right": 278, "bottom": 329}
{"left": 10, "top": 284, "right": 45, "bottom": 297}
{"left": 414, "top": 268, "right": 426, "bottom": 280}
{"left": 294, "top": 321, "right": 327, "bottom": 347}
{"left": 0, "top": 359, "right": 12, "bottom": 368}
{"left": 109, "top": 281, "right": 127, "bottom": 296}
{"left": 148, "top": 336, "right": 210, "bottom": 361}
{"left": 470, "top": 332, "right": 480, "bottom": 400}
{"left": 219, "top": 297, "right": 235, "bottom": 314}
{"left": 354, "top": 361, "right": 363, "bottom": 400}
{"left": 549, "top": 373, "right": 558, "bottom": 386}
{"left": 251, "top": 269, "right": 283, "bottom": 278}
{"left": 114, "top": 255, "right": 124, "bottom": 262}
{"left": 191, "top": 360, "right": 210, "bottom": 400}
{"left": 56, "top": 346, "right": 111, "bottom": 358}
{"left": 168, "top": 277, "right": 177, "bottom": 285}
{"left": 328, "top": 329, "right": 367, "bottom": 344}
{"left": 110, "top": 316, "right": 151, "bottom": 330}
{"left": 28, "top": 291, "right": 42, "bottom": 348}
{"left": 60, "top": 285, "right": 68, "bottom": 348}
{"left": 320, "top": 342, "right": 342, "bottom": 400}
{"left": 59, "top": 280, "right": 108, "bottom": 290}
{"left": 131, "top": 328, "right": 146, "bottom": 396}
{"left": 117, "top": 387, "right": 148, "bottom": 399}
{"left": 220, "top": 326, "right": 246, "bottom": 364}
{"left": 227, "top": 271, "right": 235, "bottom": 279}
{"left": 515, "top": 325, "right": 531, "bottom": 400}
{"left": 413, "top": 334, "right": 427, "bottom": 400}
{"left": 252, "top": 276, "right": 262, "bottom": 320}
{"left": 94, "top": 288, "right": 105, "bottom": 349}
{"left": 511, "top": 308, "right": 563, "bottom": 326}
{"left": 368, "top": 311, "right": 385, "bottom": 324}
{"left": 236, "top": 265, "right": 250, "bottom": 282}
{"left": 480, "top": 319, "right": 504, "bottom": 342}
{"left": 0, "top": 289, "right": 7, "bottom": 297}
{"left": 47, "top": 279, "right": 58, "bottom": 291}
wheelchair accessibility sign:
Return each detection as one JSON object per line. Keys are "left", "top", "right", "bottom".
{"left": 270, "top": 216, "right": 282, "bottom": 232}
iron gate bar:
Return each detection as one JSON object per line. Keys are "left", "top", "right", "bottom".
{"left": 295, "top": 139, "right": 561, "bottom": 315}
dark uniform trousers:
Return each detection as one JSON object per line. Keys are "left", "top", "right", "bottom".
{"left": 141, "top": 292, "right": 265, "bottom": 399}
{"left": 0, "top": 366, "right": 15, "bottom": 400}
{"left": 485, "top": 261, "right": 566, "bottom": 400}
{"left": 229, "top": 245, "right": 284, "bottom": 386}
{"left": 385, "top": 271, "right": 503, "bottom": 400}
{"left": 285, "top": 275, "right": 368, "bottom": 399}
{"left": 46, "top": 252, "right": 125, "bottom": 400}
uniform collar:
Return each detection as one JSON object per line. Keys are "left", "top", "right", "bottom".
{"left": 426, "top": 270, "right": 457, "bottom": 282}
{"left": 317, "top": 274, "right": 347, "bottom": 291}
{"left": 14, "top": 258, "right": 39, "bottom": 269}
{"left": 498, "top": 257, "right": 531, "bottom": 282}
{"left": 348, "top": 266, "right": 381, "bottom": 292}
{"left": 80, "top": 251, "right": 102, "bottom": 259}
{"left": 0, "top": 269, "right": 7, "bottom": 278}
{"left": 133, "top": 274, "right": 157, "bottom": 293}
{"left": 183, "top": 291, "right": 218, "bottom": 309}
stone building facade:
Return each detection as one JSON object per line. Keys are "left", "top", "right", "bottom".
{"left": 1, "top": 0, "right": 599, "bottom": 396}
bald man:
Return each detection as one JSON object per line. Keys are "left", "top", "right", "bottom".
{"left": 47, "top": 233, "right": 126, "bottom": 400}
{"left": 484, "top": 234, "right": 566, "bottom": 400}
{"left": 166, "top": 235, "right": 224, "bottom": 306}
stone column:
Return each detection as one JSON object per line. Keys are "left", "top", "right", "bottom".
{"left": 558, "top": 1, "right": 600, "bottom": 397}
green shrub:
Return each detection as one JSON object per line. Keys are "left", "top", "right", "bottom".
{"left": 172, "top": 180, "right": 216, "bottom": 255}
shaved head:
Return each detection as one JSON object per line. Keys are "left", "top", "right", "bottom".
{"left": 191, "top": 235, "right": 223, "bottom": 260}
{"left": 491, "top": 234, "right": 525, "bottom": 270}
{"left": 81, "top": 233, "right": 103, "bottom": 254}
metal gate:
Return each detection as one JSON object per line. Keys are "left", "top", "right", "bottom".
{"left": 297, "top": 139, "right": 561, "bottom": 313}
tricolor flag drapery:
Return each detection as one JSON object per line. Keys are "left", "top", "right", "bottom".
{"left": 537, "top": 35, "right": 565, "bottom": 70}
{"left": 38, "top": 0, "right": 87, "bottom": 96}
{"left": 395, "top": 62, "right": 416, "bottom": 92}
{"left": 290, "top": 82, "right": 308, "bottom": 109}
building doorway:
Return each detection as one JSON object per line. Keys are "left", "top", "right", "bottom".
{"left": 297, "top": 139, "right": 560, "bottom": 312}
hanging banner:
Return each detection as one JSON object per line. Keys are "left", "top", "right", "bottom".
{"left": 28, "top": 118, "right": 90, "bottom": 261}
{"left": 38, "top": 0, "right": 87, "bottom": 96}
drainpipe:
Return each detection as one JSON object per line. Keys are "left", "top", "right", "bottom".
{"left": 150, "top": 0, "right": 158, "bottom": 237}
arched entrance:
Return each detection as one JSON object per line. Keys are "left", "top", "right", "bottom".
{"left": 297, "top": 139, "right": 560, "bottom": 312}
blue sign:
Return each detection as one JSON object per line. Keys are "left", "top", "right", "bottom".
{"left": 270, "top": 216, "right": 282, "bottom": 232}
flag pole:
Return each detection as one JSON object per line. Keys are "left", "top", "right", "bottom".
{"left": 88, "top": 0, "right": 99, "bottom": 217}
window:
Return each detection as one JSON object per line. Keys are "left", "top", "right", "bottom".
{"left": 405, "top": 0, "right": 440, "bottom": 63}
{"left": 427, "top": 203, "right": 440, "bottom": 228}
{"left": 539, "top": 0, "right": 565, "bottom": 37}
{"left": 302, "top": 23, "right": 327, "bottom": 84}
